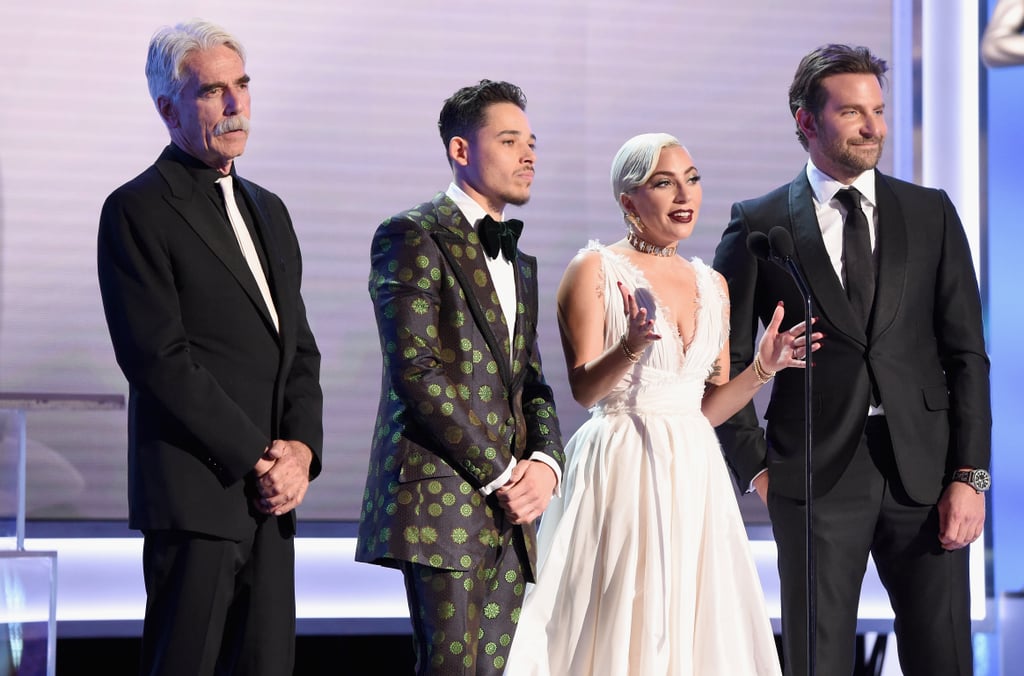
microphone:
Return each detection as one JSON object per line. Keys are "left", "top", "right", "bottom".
{"left": 768, "top": 226, "right": 795, "bottom": 261}
{"left": 745, "top": 231, "right": 772, "bottom": 262}
{"left": 766, "top": 226, "right": 811, "bottom": 300}
{"left": 753, "top": 225, "right": 817, "bottom": 676}
{"left": 747, "top": 228, "right": 799, "bottom": 277}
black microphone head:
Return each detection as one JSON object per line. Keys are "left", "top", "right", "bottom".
{"left": 746, "top": 231, "right": 772, "bottom": 261}
{"left": 768, "top": 226, "right": 795, "bottom": 260}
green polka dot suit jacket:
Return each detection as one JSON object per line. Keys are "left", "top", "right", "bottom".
{"left": 357, "top": 193, "right": 565, "bottom": 579}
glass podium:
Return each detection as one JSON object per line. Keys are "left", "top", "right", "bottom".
{"left": 1, "top": 392, "right": 124, "bottom": 676}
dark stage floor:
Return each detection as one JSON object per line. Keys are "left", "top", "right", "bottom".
{"left": 55, "top": 634, "right": 416, "bottom": 675}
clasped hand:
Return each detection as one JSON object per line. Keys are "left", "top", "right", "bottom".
{"left": 496, "top": 460, "right": 557, "bottom": 525}
{"left": 252, "top": 439, "right": 313, "bottom": 516}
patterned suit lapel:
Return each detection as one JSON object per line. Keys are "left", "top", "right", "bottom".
{"left": 429, "top": 194, "right": 515, "bottom": 387}
{"left": 788, "top": 171, "right": 867, "bottom": 346}
{"left": 509, "top": 252, "right": 538, "bottom": 389}
{"left": 869, "top": 173, "right": 908, "bottom": 342}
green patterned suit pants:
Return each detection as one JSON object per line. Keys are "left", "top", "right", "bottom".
{"left": 402, "top": 526, "right": 529, "bottom": 675}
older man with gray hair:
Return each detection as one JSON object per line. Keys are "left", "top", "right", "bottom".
{"left": 97, "top": 19, "right": 323, "bottom": 675}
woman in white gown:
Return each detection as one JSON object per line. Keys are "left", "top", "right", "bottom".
{"left": 505, "top": 133, "right": 819, "bottom": 675}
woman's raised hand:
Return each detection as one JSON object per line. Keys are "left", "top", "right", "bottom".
{"left": 757, "top": 301, "right": 823, "bottom": 373}
{"left": 617, "top": 281, "right": 661, "bottom": 357}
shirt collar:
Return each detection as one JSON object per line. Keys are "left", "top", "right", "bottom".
{"left": 167, "top": 142, "right": 236, "bottom": 187}
{"left": 445, "top": 182, "right": 504, "bottom": 227}
{"left": 805, "top": 159, "right": 877, "bottom": 208}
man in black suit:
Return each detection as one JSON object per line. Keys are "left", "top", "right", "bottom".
{"left": 97, "top": 19, "right": 323, "bottom": 676}
{"left": 714, "top": 44, "right": 990, "bottom": 676}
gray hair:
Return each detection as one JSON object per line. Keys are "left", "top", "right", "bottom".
{"left": 610, "top": 133, "right": 682, "bottom": 213}
{"left": 145, "top": 19, "right": 246, "bottom": 106}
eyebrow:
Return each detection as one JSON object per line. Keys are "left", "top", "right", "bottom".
{"left": 837, "top": 101, "right": 885, "bottom": 111}
{"left": 649, "top": 166, "right": 698, "bottom": 179}
{"left": 197, "top": 74, "right": 251, "bottom": 96}
{"left": 496, "top": 129, "right": 538, "bottom": 143}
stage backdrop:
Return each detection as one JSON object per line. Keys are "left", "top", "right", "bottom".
{"left": 0, "top": 0, "right": 892, "bottom": 520}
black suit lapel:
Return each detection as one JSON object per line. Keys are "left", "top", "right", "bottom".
{"left": 869, "top": 174, "right": 908, "bottom": 342}
{"left": 237, "top": 177, "right": 289, "bottom": 341}
{"left": 788, "top": 172, "right": 867, "bottom": 346}
{"left": 155, "top": 155, "right": 280, "bottom": 339}
{"left": 430, "top": 194, "right": 514, "bottom": 387}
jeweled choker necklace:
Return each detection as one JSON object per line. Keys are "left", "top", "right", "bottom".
{"left": 627, "top": 230, "right": 676, "bottom": 257}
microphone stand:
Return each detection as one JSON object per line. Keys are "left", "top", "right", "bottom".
{"left": 767, "top": 227, "right": 815, "bottom": 676}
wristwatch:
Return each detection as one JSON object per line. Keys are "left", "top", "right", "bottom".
{"left": 951, "top": 468, "right": 991, "bottom": 493}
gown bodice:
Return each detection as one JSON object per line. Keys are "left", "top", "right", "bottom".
{"left": 591, "top": 243, "right": 728, "bottom": 416}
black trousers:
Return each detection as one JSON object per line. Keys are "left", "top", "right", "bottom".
{"left": 769, "top": 416, "right": 973, "bottom": 676}
{"left": 140, "top": 518, "right": 295, "bottom": 676}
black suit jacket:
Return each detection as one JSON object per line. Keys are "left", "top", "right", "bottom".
{"left": 98, "top": 144, "right": 323, "bottom": 540}
{"left": 714, "top": 169, "right": 990, "bottom": 503}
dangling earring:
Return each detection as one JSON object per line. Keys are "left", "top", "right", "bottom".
{"left": 625, "top": 212, "right": 644, "bottom": 233}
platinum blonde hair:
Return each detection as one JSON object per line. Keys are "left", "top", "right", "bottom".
{"left": 610, "top": 132, "right": 682, "bottom": 214}
{"left": 145, "top": 19, "right": 246, "bottom": 106}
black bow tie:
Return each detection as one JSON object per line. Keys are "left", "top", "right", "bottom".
{"left": 477, "top": 214, "right": 523, "bottom": 261}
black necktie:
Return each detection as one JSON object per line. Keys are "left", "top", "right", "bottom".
{"left": 477, "top": 214, "right": 523, "bottom": 261}
{"left": 834, "top": 188, "right": 875, "bottom": 326}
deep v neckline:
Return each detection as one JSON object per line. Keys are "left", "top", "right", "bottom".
{"left": 603, "top": 247, "right": 703, "bottom": 359}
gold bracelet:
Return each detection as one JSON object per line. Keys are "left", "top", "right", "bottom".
{"left": 620, "top": 334, "right": 642, "bottom": 363}
{"left": 752, "top": 354, "right": 775, "bottom": 385}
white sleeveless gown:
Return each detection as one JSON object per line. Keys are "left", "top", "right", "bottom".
{"left": 505, "top": 244, "right": 781, "bottom": 676}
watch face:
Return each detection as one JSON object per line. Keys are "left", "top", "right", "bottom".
{"left": 954, "top": 469, "right": 991, "bottom": 492}
{"left": 972, "top": 470, "right": 991, "bottom": 491}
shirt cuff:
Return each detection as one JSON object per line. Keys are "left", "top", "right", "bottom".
{"left": 480, "top": 458, "right": 516, "bottom": 496}
{"left": 747, "top": 467, "right": 768, "bottom": 494}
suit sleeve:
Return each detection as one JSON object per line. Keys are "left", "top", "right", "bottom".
{"left": 369, "top": 216, "right": 518, "bottom": 488}
{"left": 260, "top": 192, "right": 324, "bottom": 479}
{"left": 518, "top": 280, "right": 565, "bottom": 473}
{"left": 933, "top": 190, "right": 992, "bottom": 471}
{"left": 712, "top": 202, "right": 770, "bottom": 488}
{"left": 281, "top": 291, "right": 324, "bottom": 479}
{"left": 97, "top": 186, "right": 269, "bottom": 484}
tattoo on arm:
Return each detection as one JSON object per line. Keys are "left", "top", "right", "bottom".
{"left": 708, "top": 358, "right": 722, "bottom": 381}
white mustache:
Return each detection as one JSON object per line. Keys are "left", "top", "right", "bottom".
{"left": 213, "top": 116, "right": 250, "bottom": 136}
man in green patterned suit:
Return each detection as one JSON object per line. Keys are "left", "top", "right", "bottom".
{"left": 357, "top": 80, "right": 565, "bottom": 675}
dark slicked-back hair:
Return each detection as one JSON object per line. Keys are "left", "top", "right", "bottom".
{"left": 438, "top": 80, "right": 527, "bottom": 161}
{"left": 788, "top": 44, "right": 888, "bottom": 150}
